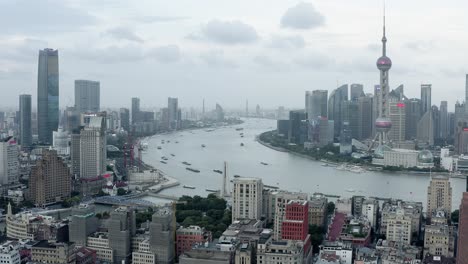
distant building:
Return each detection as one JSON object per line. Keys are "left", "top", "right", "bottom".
{"left": 29, "top": 149, "right": 71, "bottom": 206}
{"left": 288, "top": 110, "right": 308, "bottom": 144}
{"left": 418, "top": 110, "right": 435, "bottom": 145}
{"left": 119, "top": 108, "right": 130, "bottom": 131}
{"left": 405, "top": 98, "right": 421, "bottom": 140}
{"left": 340, "top": 121, "right": 352, "bottom": 154}
{"left": 215, "top": 103, "right": 224, "bottom": 122}
{"left": 381, "top": 148, "right": 434, "bottom": 168}
{"left": 305, "top": 90, "right": 328, "bottom": 121}
{"left": 70, "top": 134, "right": 81, "bottom": 177}
{"left": 232, "top": 178, "right": 263, "bottom": 222}
{"left": 358, "top": 95, "right": 373, "bottom": 140}
{"left": 350, "top": 84, "right": 364, "bottom": 101}
{"left": 388, "top": 93, "right": 406, "bottom": 142}
{"left": 75, "top": 80, "right": 100, "bottom": 113}
{"left": 455, "top": 120, "right": 468, "bottom": 155}
{"left": 69, "top": 204, "right": 98, "bottom": 247}
{"left": 380, "top": 200, "right": 422, "bottom": 240}
{"left": 37, "top": 48, "right": 59, "bottom": 145}
{"left": 80, "top": 116, "right": 106, "bottom": 179}
{"left": 328, "top": 85, "right": 349, "bottom": 138}
{"left": 53, "top": 128, "right": 70, "bottom": 156}
{"left": 421, "top": 84, "right": 432, "bottom": 115}
{"left": 427, "top": 175, "right": 452, "bottom": 216}
{"left": 0, "top": 137, "right": 19, "bottom": 185}
{"left": 19, "top": 94, "right": 32, "bottom": 150}
{"left": 0, "top": 241, "right": 20, "bottom": 264}
{"left": 440, "top": 101, "right": 449, "bottom": 139}
{"left": 456, "top": 192, "right": 468, "bottom": 264}
{"left": 131, "top": 97, "right": 140, "bottom": 124}
{"left": 168, "top": 97, "right": 180, "bottom": 130}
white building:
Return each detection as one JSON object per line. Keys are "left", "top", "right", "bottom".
{"left": 80, "top": 116, "right": 106, "bottom": 179}
{"left": 336, "top": 198, "right": 352, "bottom": 215}
{"left": 53, "top": 128, "right": 70, "bottom": 156}
{"left": 0, "top": 137, "right": 19, "bottom": 185}
{"left": 380, "top": 148, "right": 434, "bottom": 168}
{"left": 385, "top": 208, "right": 412, "bottom": 245}
{"left": 0, "top": 241, "right": 20, "bottom": 264}
{"left": 232, "top": 178, "right": 263, "bottom": 222}
{"left": 319, "top": 242, "right": 353, "bottom": 264}
{"left": 363, "top": 199, "right": 379, "bottom": 230}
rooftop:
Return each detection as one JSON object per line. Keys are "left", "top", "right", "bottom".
{"left": 327, "top": 212, "right": 346, "bottom": 242}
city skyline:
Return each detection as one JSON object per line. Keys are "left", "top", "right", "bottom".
{"left": 1, "top": 1, "right": 468, "bottom": 110}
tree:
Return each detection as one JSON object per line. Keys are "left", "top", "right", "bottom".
{"left": 117, "top": 188, "right": 127, "bottom": 196}
{"left": 452, "top": 210, "right": 459, "bottom": 223}
{"left": 327, "top": 202, "right": 335, "bottom": 215}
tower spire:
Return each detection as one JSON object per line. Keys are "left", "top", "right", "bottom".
{"left": 382, "top": 0, "right": 387, "bottom": 56}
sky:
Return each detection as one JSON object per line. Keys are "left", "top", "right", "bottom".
{"left": 1, "top": 0, "right": 468, "bottom": 111}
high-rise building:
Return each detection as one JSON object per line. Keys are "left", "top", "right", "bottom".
{"left": 440, "top": 101, "right": 449, "bottom": 139}
{"left": 232, "top": 178, "right": 263, "bottom": 222}
{"left": 37, "top": 48, "right": 59, "bottom": 145}
{"left": 386, "top": 208, "right": 412, "bottom": 245}
{"left": 455, "top": 120, "right": 468, "bottom": 155}
{"left": 69, "top": 204, "right": 98, "bottom": 246}
{"left": 465, "top": 74, "right": 468, "bottom": 112}
{"left": 19, "top": 94, "right": 32, "bottom": 150}
{"left": 131, "top": 97, "right": 140, "bottom": 124}
{"left": 456, "top": 192, "right": 468, "bottom": 263}
{"left": 405, "top": 98, "right": 421, "bottom": 140}
{"left": 148, "top": 210, "right": 174, "bottom": 264}
{"left": 328, "top": 85, "right": 348, "bottom": 138}
{"left": 108, "top": 206, "right": 136, "bottom": 264}
{"left": 388, "top": 94, "right": 406, "bottom": 143}
{"left": 305, "top": 90, "right": 328, "bottom": 122}
{"left": 75, "top": 80, "right": 100, "bottom": 113}
{"left": 119, "top": 108, "right": 130, "bottom": 131}
{"left": 0, "top": 137, "right": 19, "bottom": 185}
{"left": 350, "top": 84, "right": 364, "bottom": 101}
{"left": 421, "top": 84, "right": 432, "bottom": 115}
{"left": 70, "top": 134, "right": 81, "bottom": 177}
{"left": 273, "top": 191, "right": 308, "bottom": 240}
{"left": 340, "top": 121, "right": 352, "bottom": 154}
{"left": 168, "top": 97, "right": 179, "bottom": 130}
{"left": 358, "top": 95, "right": 373, "bottom": 140}
{"left": 417, "top": 110, "right": 434, "bottom": 145}
{"left": 432, "top": 105, "right": 440, "bottom": 141}
{"left": 80, "top": 116, "right": 106, "bottom": 179}
{"left": 341, "top": 101, "right": 359, "bottom": 139}
{"left": 29, "top": 149, "right": 71, "bottom": 206}
{"left": 281, "top": 200, "right": 309, "bottom": 241}
{"left": 288, "top": 110, "right": 308, "bottom": 144}
{"left": 426, "top": 175, "right": 452, "bottom": 216}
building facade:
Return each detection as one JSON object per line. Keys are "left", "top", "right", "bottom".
{"left": 80, "top": 116, "right": 106, "bottom": 179}
{"left": 232, "top": 178, "right": 263, "bottom": 222}
{"left": 427, "top": 175, "right": 452, "bottom": 216}
{"left": 0, "top": 137, "right": 19, "bottom": 185}
{"left": 37, "top": 48, "right": 59, "bottom": 145}
{"left": 19, "top": 94, "right": 32, "bottom": 149}
{"left": 75, "top": 80, "right": 100, "bottom": 113}
{"left": 456, "top": 192, "right": 468, "bottom": 264}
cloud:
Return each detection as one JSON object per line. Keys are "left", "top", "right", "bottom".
{"left": 281, "top": 2, "right": 325, "bottom": 30}
{"left": 0, "top": 38, "right": 48, "bottom": 62}
{"left": 104, "top": 27, "right": 144, "bottom": 43}
{"left": 0, "top": 0, "right": 96, "bottom": 34}
{"left": 133, "top": 16, "right": 189, "bottom": 23}
{"left": 199, "top": 20, "right": 258, "bottom": 45}
{"left": 73, "top": 45, "right": 145, "bottom": 64}
{"left": 294, "top": 52, "right": 333, "bottom": 69}
{"left": 253, "top": 55, "right": 290, "bottom": 71}
{"left": 199, "top": 50, "right": 237, "bottom": 68}
{"left": 268, "top": 35, "right": 305, "bottom": 49}
{"left": 404, "top": 41, "right": 434, "bottom": 52}
{"left": 148, "top": 45, "right": 181, "bottom": 63}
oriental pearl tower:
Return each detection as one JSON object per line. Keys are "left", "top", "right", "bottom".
{"left": 369, "top": 7, "right": 392, "bottom": 153}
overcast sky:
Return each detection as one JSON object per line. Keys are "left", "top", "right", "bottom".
{"left": 1, "top": 0, "right": 467, "bottom": 111}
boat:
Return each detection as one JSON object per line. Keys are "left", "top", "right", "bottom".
{"left": 167, "top": 140, "right": 171, "bottom": 143}
{"left": 182, "top": 161, "right": 191, "bottom": 166}
{"left": 321, "top": 163, "right": 328, "bottom": 167}
{"left": 171, "top": 154, "right": 175, "bottom": 157}
{"left": 346, "top": 188, "right": 355, "bottom": 193}
{"left": 186, "top": 168, "right": 200, "bottom": 173}
{"left": 205, "top": 189, "right": 219, "bottom": 192}
{"left": 349, "top": 166, "right": 365, "bottom": 173}
{"left": 175, "top": 141, "right": 179, "bottom": 143}
{"left": 161, "top": 156, "right": 168, "bottom": 160}
{"left": 260, "top": 162, "right": 268, "bottom": 166}
{"left": 213, "top": 169, "right": 223, "bottom": 174}
{"left": 240, "top": 143, "right": 244, "bottom": 147}
{"left": 234, "top": 175, "right": 241, "bottom": 178}
{"left": 240, "top": 133, "right": 244, "bottom": 136}
{"left": 183, "top": 185, "right": 196, "bottom": 189}
{"left": 157, "top": 146, "right": 162, "bottom": 150}
{"left": 235, "top": 128, "right": 244, "bottom": 131}
{"left": 201, "top": 144, "right": 206, "bottom": 148}
{"left": 241, "top": 135, "right": 244, "bottom": 138}
{"left": 160, "top": 161, "right": 167, "bottom": 164}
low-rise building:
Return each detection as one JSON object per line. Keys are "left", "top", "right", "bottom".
{"left": 422, "top": 254, "right": 455, "bottom": 264}
{"left": 380, "top": 200, "right": 422, "bottom": 239}
{"left": 339, "top": 217, "right": 372, "bottom": 247}
{"left": 257, "top": 235, "right": 312, "bottom": 264}
{"left": 379, "top": 148, "right": 434, "bottom": 168}
{"left": 0, "top": 241, "right": 20, "bottom": 264}
{"left": 309, "top": 193, "right": 327, "bottom": 227}
{"left": 31, "top": 240, "right": 76, "bottom": 264}
{"left": 176, "top": 225, "right": 211, "bottom": 257}
{"left": 336, "top": 198, "right": 352, "bottom": 215}
{"left": 86, "top": 232, "right": 113, "bottom": 263}
{"left": 423, "top": 211, "right": 454, "bottom": 257}
{"left": 354, "top": 247, "right": 378, "bottom": 264}
{"left": 362, "top": 199, "right": 379, "bottom": 230}
{"left": 75, "top": 247, "right": 97, "bottom": 264}
{"left": 319, "top": 242, "right": 353, "bottom": 264}
{"left": 179, "top": 240, "right": 234, "bottom": 264}
{"left": 376, "top": 240, "right": 421, "bottom": 264}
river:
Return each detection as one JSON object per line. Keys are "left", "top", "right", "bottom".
{"left": 142, "top": 118, "right": 466, "bottom": 210}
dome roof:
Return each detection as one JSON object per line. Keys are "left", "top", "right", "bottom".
{"left": 376, "top": 56, "right": 392, "bottom": 70}
{"left": 374, "top": 145, "right": 392, "bottom": 159}
{"left": 418, "top": 150, "right": 433, "bottom": 163}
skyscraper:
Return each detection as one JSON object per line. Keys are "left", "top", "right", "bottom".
{"left": 421, "top": 84, "right": 432, "bottom": 115}
{"left": 37, "top": 48, "right": 59, "bottom": 145}
{"left": 439, "top": 101, "right": 448, "bottom": 139}
{"left": 305, "top": 90, "right": 328, "bottom": 121}
{"left": 108, "top": 206, "right": 136, "bottom": 264}
{"left": 405, "top": 98, "right": 421, "bottom": 140}
{"left": 19, "top": 94, "right": 32, "bottom": 149}
{"left": 388, "top": 93, "right": 406, "bottom": 143}
{"left": 371, "top": 10, "right": 393, "bottom": 150}
{"left": 29, "top": 149, "right": 71, "bottom": 206}
{"left": 432, "top": 105, "right": 440, "bottom": 141}
{"left": 80, "top": 116, "right": 106, "bottom": 179}
{"left": 131, "top": 97, "right": 140, "bottom": 124}
{"left": 456, "top": 192, "right": 468, "bottom": 264}
{"left": 350, "top": 84, "right": 364, "bottom": 101}
{"left": 0, "top": 137, "right": 19, "bottom": 185}
{"left": 417, "top": 110, "right": 434, "bottom": 145}
{"left": 119, "top": 108, "right": 130, "bottom": 131}
{"left": 168, "top": 97, "right": 179, "bottom": 130}
{"left": 358, "top": 95, "right": 373, "bottom": 140}
{"left": 75, "top": 80, "right": 100, "bottom": 113}
{"left": 465, "top": 74, "right": 468, "bottom": 111}
{"left": 427, "top": 175, "right": 452, "bottom": 216}
{"left": 328, "top": 85, "right": 348, "bottom": 138}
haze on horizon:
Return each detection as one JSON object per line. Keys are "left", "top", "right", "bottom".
{"left": 1, "top": 0, "right": 467, "bottom": 111}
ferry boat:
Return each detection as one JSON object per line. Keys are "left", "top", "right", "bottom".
{"left": 240, "top": 143, "right": 244, "bottom": 147}
{"left": 186, "top": 168, "right": 201, "bottom": 173}
{"left": 161, "top": 156, "right": 168, "bottom": 161}
{"left": 175, "top": 141, "right": 179, "bottom": 143}
{"left": 235, "top": 128, "right": 244, "bottom": 131}
{"left": 346, "top": 188, "right": 356, "bottom": 193}
{"left": 183, "top": 185, "right": 196, "bottom": 189}
{"left": 205, "top": 189, "right": 219, "bottom": 192}
{"left": 160, "top": 161, "right": 167, "bottom": 164}
{"left": 157, "top": 146, "right": 162, "bottom": 150}
{"left": 233, "top": 175, "right": 241, "bottom": 178}
{"left": 213, "top": 169, "right": 223, "bottom": 174}
{"left": 260, "top": 162, "right": 268, "bottom": 166}
{"left": 182, "top": 161, "right": 191, "bottom": 166}
{"left": 171, "top": 154, "right": 175, "bottom": 157}
{"left": 201, "top": 144, "right": 206, "bottom": 148}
